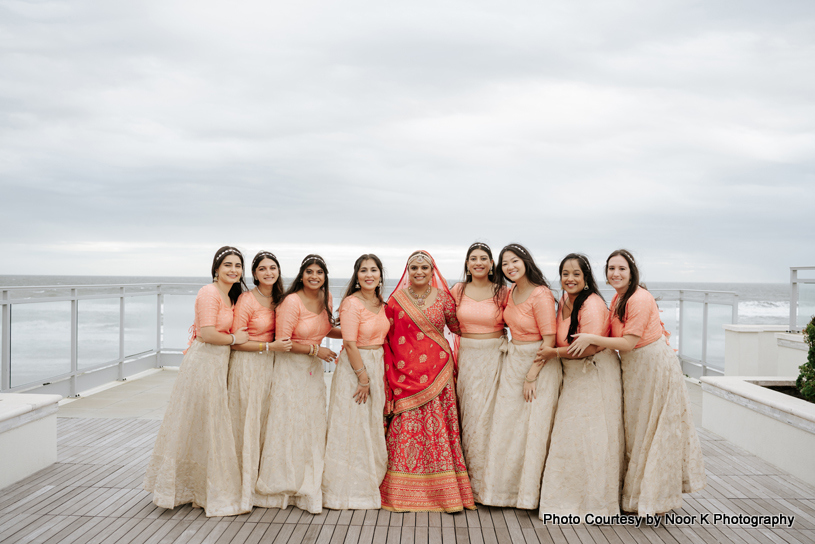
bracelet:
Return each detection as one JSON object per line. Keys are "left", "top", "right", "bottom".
{"left": 265, "top": 342, "right": 270, "bottom": 352}
{"left": 259, "top": 342, "right": 263, "bottom": 352}
{"left": 353, "top": 367, "right": 365, "bottom": 374}
{"left": 524, "top": 375, "right": 537, "bottom": 383}
{"left": 358, "top": 381, "right": 370, "bottom": 387}
{"left": 230, "top": 334, "right": 236, "bottom": 345}
{"left": 556, "top": 347, "right": 561, "bottom": 358}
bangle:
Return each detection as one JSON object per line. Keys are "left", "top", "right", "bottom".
{"left": 230, "top": 334, "right": 236, "bottom": 345}
{"left": 556, "top": 347, "right": 561, "bottom": 358}
{"left": 524, "top": 375, "right": 537, "bottom": 383}
{"left": 359, "top": 381, "right": 370, "bottom": 387}
{"left": 259, "top": 342, "right": 263, "bottom": 352}
{"left": 265, "top": 342, "right": 270, "bottom": 352}
{"left": 353, "top": 367, "right": 365, "bottom": 374}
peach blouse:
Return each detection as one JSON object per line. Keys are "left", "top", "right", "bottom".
{"left": 193, "top": 284, "right": 233, "bottom": 337}
{"left": 275, "top": 292, "right": 334, "bottom": 345}
{"left": 231, "top": 290, "right": 274, "bottom": 342}
{"left": 450, "top": 283, "right": 506, "bottom": 334}
{"left": 555, "top": 293, "right": 610, "bottom": 348}
{"left": 339, "top": 296, "right": 389, "bottom": 346}
{"left": 503, "top": 285, "right": 557, "bottom": 342}
{"left": 610, "top": 288, "right": 668, "bottom": 348}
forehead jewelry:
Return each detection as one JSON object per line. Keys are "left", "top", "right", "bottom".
{"left": 468, "top": 242, "right": 490, "bottom": 253}
{"left": 506, "top": 244, "right": 526, "bottom": 255}
{"left": 303, "top": 255, "right": 327, "bottom": 267}
{"left": 408, "top": 252, "right": 431, "bottom": 265}
{"left": 254, "top": 251, "right": 277, "bottom": 265}
{"left": 216, "top": 248, "right": 242, "bottom": 262}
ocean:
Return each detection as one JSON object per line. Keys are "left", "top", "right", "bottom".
{"left": 0, "top": 275, "right": 797, "bottom": 389}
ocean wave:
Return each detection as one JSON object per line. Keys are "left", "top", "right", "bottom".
{"left": 738, "top": 300, "right": 789, "bottom": 318}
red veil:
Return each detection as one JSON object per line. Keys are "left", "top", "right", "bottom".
{"left": 383, "top": 250, "right": 459, "bottom": 416}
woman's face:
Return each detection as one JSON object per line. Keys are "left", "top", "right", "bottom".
{"left": 218, "top": 255, "right": 243, "bottom": 284}
{"left": 408, "top": 261, "right": 432, "bottom": 289}
{"left": 302, "top": 264, "right": 325, "bottom": 291}
{"left": 560, "top": 259, "right": 585, "bottom": 298}
{"left": 254, "top": 258, "right": 279, "bottom": 288}
{"left": 467, "top": 249, "right": 492, "bottom": 280}
{"left": 606, "top": 255, "right": 631, "bottom": 293}
{"left": 357, "top": 259, "right": 381, "bottom": 292}
{"left": 501, "top": 251, "right": 526, "bottom": 283}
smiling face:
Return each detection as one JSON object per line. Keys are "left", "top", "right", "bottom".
{"left": 254, "top": 258, "right": 279, "bottom": 288}
{"left": 408, "top": 261, "right": 432, "bottom": 289}
{"left": 560, "top": 259, "right": 585, "bottom": 298}
{"left": 467, "top": 249, "right": 492, "bottom": 280}
{"left": 606, "top": 255, "right": 631, "bottom": 293}
{"left": 218, "top": 255, "right": 243, "bottom": 284}
{"left": 357, "top": 258, "right": 381, "bottom": 292}
{"left": 501, "top": 250, "right": 526, "bottom": 283}
{"left": 302, "top": 264, "right": 326, "bottom": 291}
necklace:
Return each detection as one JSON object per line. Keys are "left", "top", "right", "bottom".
{"left": 408, "top": 285, "right": 432, "bottom": 306}
{"left": 256, "top": 287, "right": 273, "bottom": 298}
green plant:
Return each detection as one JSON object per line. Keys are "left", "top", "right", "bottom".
{"left": 796, "top": 316, "right": 815, "bottom": 402}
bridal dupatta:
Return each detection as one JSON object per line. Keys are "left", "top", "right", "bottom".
{"left": 384, "top": 251, "right": 458, "bottom": 416}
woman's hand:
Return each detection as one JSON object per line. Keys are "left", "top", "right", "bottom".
{"left": 353, "top": 369, "right": 370, "bottom": 404}
{"left": 567, "top": 333, "right": 598, "bottom": 357}
{"left": 233, "top": 327, "right": 249, "bottom": 345}
{"left": 316, "top": 346, "right": 337, "bottom": 362}
{"left": 534, "top": 346, "right": 557, "bottom": 365}
{"left": 523, "top": 376, "right": 537, "bottom": 402}
{"left": 269, "top": 338, "right": 293, "bottom": 352}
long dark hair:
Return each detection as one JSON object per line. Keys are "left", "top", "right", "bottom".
{"left": 605, "top": 248, "right": 642, "bottom": 323}
{"left": 560, "top": 253, "right": 604, "bottom": 344}
{"left": 211, "top": 246, "right": 247, "bottom": 305}
{"left": 251, "top": 251, "right": 285, "bottom": 305}
{"left": 457, "top": 242, "right": 506, "bottom": 312}
{"left": 496, "top": 243, "right": 550, "bottom": 289}
{"left": 284, "top": 254, "right": 336, "bottom": 325}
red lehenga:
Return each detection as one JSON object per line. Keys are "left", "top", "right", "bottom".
{"left": 380, "top": 251, "right": 476, "bottom": 512}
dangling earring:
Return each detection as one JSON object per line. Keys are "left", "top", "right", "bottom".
{"left": 355, "top": 281, "right": 360, "bottom": 289}
{"left": 583, "top": 284, "right": 589, "bottom": 290}
{"left": 213, "top": 272, "right": 219, "bottom": 281}
{"left": 466, "top": 269, "right": 472, "bottom": 280}
{"left": 379, "top": 279, "right": 383, "bottom": 286}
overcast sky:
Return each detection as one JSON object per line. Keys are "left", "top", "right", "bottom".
{"left": 2, "top": 0, "right": 814, "bottom": 283}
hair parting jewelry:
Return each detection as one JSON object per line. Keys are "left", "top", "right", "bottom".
{"left": 407, "top": 252, "right": 432, "bottom": 265}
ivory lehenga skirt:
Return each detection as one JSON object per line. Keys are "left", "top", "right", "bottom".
{"left": 227, "top": 349, "right": 275, "bottom": 511}
{"left": 255, "top": 351, "right": 327, "bottom": 514}
{"left": 538, "top": 349, "right": 624, "bottom": 519}
{"left": 479, "top": 340, "right": 561, "bottom": 509}
{"left": 455, "top": 336, "right": 506, "bottom": 501}
{"left": 322, "top": 348, "right": 388, "bottom": 509}
{"left": 143, "top": 341, "right": 245, "bottom": 517}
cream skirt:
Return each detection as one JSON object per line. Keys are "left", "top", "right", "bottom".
{"left": 620, "top": 339, "right": 706, "bottom": 515}
{"left": 539, "top": 349, "right": 624, "bottom": 519}
{"left": 255, "top": 351, "right": 327, "bottom": 514}
{"left": 143, "top": 341, "right": 245, "bottom": 517}
{"left": 322, "top": 348, "right": 388, "bottom": 509}
{"left": 456, "top": 336, "right": 506, "bottom": 501}
{"left": 227, "top": 349, "right": 275, "bottom": 511}
{"left": 479, "top": 341, "right": 561, "bottom": 509}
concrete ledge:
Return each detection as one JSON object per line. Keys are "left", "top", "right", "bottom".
{"left": 701, "top": 376, "right": 815, "bottom": 487}
{"left": 776, "top": 332, "right": 807, "bottom": 351}
{"left": 722, "top": 324, "right": 788, "bottom": 333}
{"left": 0, "top": 393, "right": 62, "bottom": 489}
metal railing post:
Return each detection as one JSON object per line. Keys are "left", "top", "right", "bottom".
{"left": 701, "top": 292, "right": 709, "bottom": 376}
{"left": 1, "top": 290, "right": 10, "bottom": 392}
{"left": 70, "top": 288, "right": 78, "bottom": 397}
{"left": 118, "top": 287, "right": 125, "bottom": 381}
{"left": 791, "top": 268, "right": 796, "bottom": 330}
{"left": 156, "top": 285, "right": 162, "bottom": 368}
{"left": 678, "top": 290, "right": 685, "bottom": 371}
{"left": 732, "top": 294, "right": 739, "bottom": 325}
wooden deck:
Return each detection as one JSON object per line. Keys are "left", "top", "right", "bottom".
{"left": 1, "top": 416, "right": 814, "bottom": 544}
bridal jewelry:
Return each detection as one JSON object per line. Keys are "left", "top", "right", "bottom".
{"left": 256, "top": 286, "right": 273, "bottom": 298}
{"left": 408, "top": 285, "right": 431, "bottom": 306}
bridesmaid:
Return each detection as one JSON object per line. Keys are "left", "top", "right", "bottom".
{"left": 535, "top": 253, "right": 624, "bottom": 518}
{"left": 323, "top": 254, "right": 389, "bottom": 509}
{"left": 227, "top": 251, "right": 292, "bottom": 511}
{"left": 255, "top": 254, "right": 340, "bottom": 514}
{"left": 479, "top": 243, "right": 561, "bottom": 509}
{"left": 449, "top": 242, "right": 507, "bottom": 501}
{"left": 143, "top": 246, "right": 249, "bottom": 517}
{"left": 569, "top": 249, "right": 706, "bottom": 515}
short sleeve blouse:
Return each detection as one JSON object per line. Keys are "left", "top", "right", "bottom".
{"left": 275, "top": 292, "right": 334, "bottom": 345}
{"left": 231, "top": 290, "right": 275, "bottom": 342}
{"left": 609, "top": 288, "right": 668, "bottom": 348}
{"left": 193, "top": 284, "right": 234, "bottom": 337}
{"left": 339, "top": 296, "right": 390, "bottom": 346}
{"left": 450, "top": 283, "right": 506, "bottom": 334}
{"left": 503, "top": 285, "right": 556, "bottom": 341}
{"left": 555, "top": 293, "right": 610, "bottom": 347}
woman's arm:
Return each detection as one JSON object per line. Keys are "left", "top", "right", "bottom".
{"left": 199, "top": 326, "right": 248, "bottom": 346}
{"left": 523, "top": 334, "right": 555, "bottom": 402}
{"left": 344, "top": 341, "right": 371, "bottom": 404}
{"left": 231, "top": 338, "right": 292, "bottom": 352}
{"left": 534, "top": 343, "right": 603, "bottom": 363}
{"left": 568, "top": 333, "right": 639, "bottom": 356}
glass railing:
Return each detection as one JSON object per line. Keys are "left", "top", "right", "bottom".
{"left": 790, "top": 267, "right": 815, "bottom": 332}
{"left": 1, "top": 282, "right": 739, "bottom": 396}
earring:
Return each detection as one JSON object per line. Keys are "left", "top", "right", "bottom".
{"left": 355, "top": 281, "right": 360, "bottom": 289}
{"left": 489, "top": 265, "right": 494, "bottom": 274}
{"left": 583, "top": 285, "right": 589, "bottom": 290}
{"left": 214, "top": 272, "right": 219, "bottom": 281}
{"left": 605, "top": 280, "right": 610, "bottom": 285}
{"left": 379, "top": 279, "right": 383, "bottom": 286}
{"left": 466, "top": 269, "right": 472, "bottom": 279}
